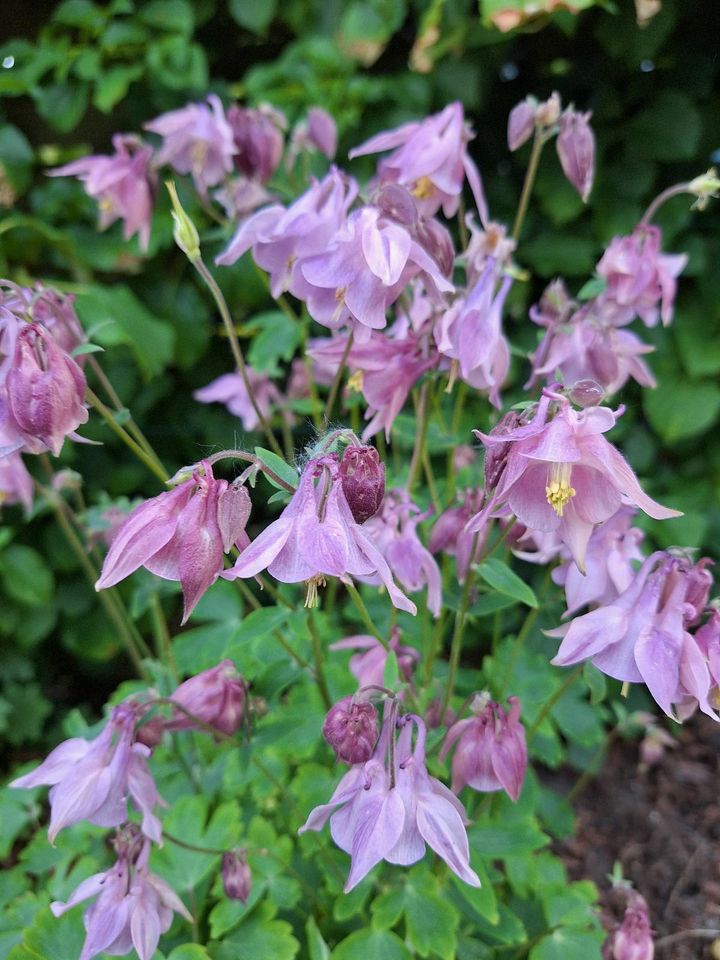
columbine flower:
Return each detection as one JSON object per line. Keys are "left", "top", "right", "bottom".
{"left": 4, "top": 322, "right": 88, "bottom": 456}
{"left": 556, "top": 108, "right": 595, "bottom": 202}
{"left": 145, "top": 95, "right": 236, "bottom": 196}
{"left": 222, "top": 850, "right": 252, "bottom": 903}
{"left": 51, "top": 834, "right": 191, "bottom": 960}
{"left": 96, "top": 461, "right": 251, "bottom": 623}
{"left": 329, "top": 628, "right": 420, "bottom": 690}
{"left": 349, "top": 101, "right": 487, "bottom": 220}
{"left": 222, "top": 455, "right": 415, "bottom": 614}
{"left": 429, "top": 489, "right": 486, "bottom": 584}
{"left": 596, "top": 225, "right": 687, "bottom": 328}
{"left": 0, "top": 450, "right": 33, "bottom": 512}
{"left": 551, "top": 551, "right": 717, "bottom": 720}
{"left": 165, "top": 660, "right": 246, "bottom": 737}
{"left": 338, "top": 443, "right": 386, "bottom": 524}
{"left": 49, "top": 134, "right": 156, "bottom": 250}
{"left": 440, "top": 695, "right": 527, "bottom": 801}
{"left": 193, "top": 368, "right": 282, "bottom": 432}
{"left": 323, "top": 695, "right": 379, "bottom": 764}
{"left": 469, "top": 392, "right": 681, "bottom": 571}
{"left": 10, "top": 703, "right": 163, "bottom": 843}
{"left": 361, "top": 489, "right": 442, "bottom": 617}
{"left": 299, "top": 710, "right": 480, "bottom": 891}
{"left": 227, "top": 103, "right": 285, "bottom": 183}
{"left": 607, "top": 892, "right": 654, "bottom": 960}
{"left": 288, "top": 107, "right": 338, "bottom": 165}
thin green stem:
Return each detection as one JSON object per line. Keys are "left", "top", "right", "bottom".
{"left": 526, "top": 664, "right": 584, "bottom": 742}
{"left": 345, "top": 582, "right": 388, "bottom": 649}
{"left": 150, "top": 595, "right": 177, "bottom": 679}
{"left": 407, "top": 381, "right": 430, "bottom": 494}
{"left": 307, "top": 611, "right": 332, "bottom": 710}
{"left": 86, "top": 387, "right": 168, "bottom": 483}
{"left": 192, "top": 257, "right": 284, "bottom": 457}
{"left": 512, "top": 130, "right": 547, "bottom": 243}
{"left": 439, "top": 533, "right": 480, "bottom": 718}
{"left": 324, "top": 332, "right": 354, "bottom": 422}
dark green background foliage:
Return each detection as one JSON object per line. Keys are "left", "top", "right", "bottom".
{"left": 0, "top": 1, "right": 718, "bottom": 958}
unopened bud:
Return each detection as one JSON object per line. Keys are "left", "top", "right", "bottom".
{"left": 322, "top": 696, "right": 378, "bottom": 764}
{"left": 482, "top": 411, "right": 522, "bottom": 490}
{"left": 507, "top": 99, "right": 536, "bottom": 151}
{"left": 609, "top": 895, "right": 654, "bottom": 960}
{"left": 569, "top": 379, "right": 605, "bottom": 408}
{"left": 135, "top": 715, "right": 165, "bottom": 749}
{"left": 339, "top": 444, "right": 386, "bottom": 525}
{"left": 556, "top": 109, "right": 595, "bottom": 203}
{"left": 688, "top": 167, "right": 720, "bottom": 211}
{"left": 535, "top": 91, "right": 562, "bottom": 128}
{"left": 166, "top": 660, "right": 245, "bottom": 737}
{"left": 166, "top": 180, "right": 200, "bottom": 261}
{"left": 222, "top": 850, "right": 252, "bottom": 903}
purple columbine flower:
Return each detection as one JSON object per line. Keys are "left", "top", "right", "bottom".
{"left": 429, "top": 489, "right": 486, "bottom": 584}
{"left": 4, "top": 322, "right": 88, "bottom": 456}
{"left": 96, "top": 461, "right": 251, "bottom": 623}
{"left": 222, "top": 850, "right": 252, "bottom": 903}
{"left": 329, "top": 628, "right": 420, "bottom": 690}
{"left": 49, "top": 134, "right": 157, "bottom": 250}
{"left": 216, "top": 166, "right": 357, "bottom": 297}
{"left": 323, "top": 695, "right": 379, "bottom": 764}
{"left": 227, "top": 103, "right": 285, "bottom": 183}
{"left": 360, "top": 489, "right": 442, "bottom": 617}
{"left": 440, "top": 694, "right": 528, "bottom": 801}
{"left": 165, "top": 659, "right": 246, "bottom": 737}
{"left": 507, "top": 92, "right": 561, "bottom": 151}
{"left": 1, "top": 281, "right": 86, "bottom": 359}
{"left": 145, "top": 94, "right": 236, "bottom": 196}
{"left": 596, "top": 225, "right": 687, "bottom": 328}
{"left": 299, "top": 709, "right": 480, "bottom": 891}
{"left": 607, "top": 892, "right": 654, "bottom": 960}
{"left": 193, "top": 368, "right": 282, "bottom": 431}
{"left": 221, "top": 454, "right": 415, "bottom": 614}
{"left": 0, "top": 450, "right": 33, "bottom": 512}
{"left": 551, "top": 551, "right": 717, "bottom": 720}
{"left": 556, "top": 108, "right": 595, "bottom": 203}
{"left": 10, "top": 702, "right": 164, "bottom": 843}
{"left": 338, "top": 443, "right": 386, "bottom": 524}
{"left": 552, "top": 507, "right": 645, "bottom": 617}
{"left": 288, "top": 107, "right": 338, "bottom": 166}
{"left": 468, "top": 392, "right": 681, "bottom": 571}
{"left": 51, "top": 833, "right": 191, "bottom": 960}
{"left": 349, "top": 101, "right": 487, "bottom": 221}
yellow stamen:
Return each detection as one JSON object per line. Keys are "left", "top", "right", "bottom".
{"left": 545, "top": 462, "right": 576, "bottom": 517}
{"left": 304, "top": 574, "right": 327, "bottom": 608}
{"left": 347, "top": 371, "right": 364, "bottom": 393}
{"left": 191, "top": 140, "right": 208, "bottom": 175}
{"left": 411, "top": 176, "right": 435, "bottom": 200}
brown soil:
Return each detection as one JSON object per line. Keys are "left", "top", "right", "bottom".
{"left": 556, "top": 715, "right": 720, "bottom": 958}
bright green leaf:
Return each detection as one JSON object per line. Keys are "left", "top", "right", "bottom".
{"left": 332, "top": 928, "right": 412, "bottom": 960}
{"left": 254, "top": 447, "right": 300, "bottom": 490}
{"left": 477, "top": 558, "right": 537, "bottom": 608}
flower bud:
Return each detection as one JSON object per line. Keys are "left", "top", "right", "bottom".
{"left": 167, "top": 660, "right": 245, "bottom": 736}
{"left": 535, "top": 91, "right": 562, "bottom": 128}
{"left": 222, "top": 850, "right": 252, "bottom": 903}
{"left": 166, "top": 180, "right": 200, "bottom": 261}
{"left": 322, "top": 696, "right": 379, "bottom": 764}
{"left": 415, "top": 217, "right": 455, "bottom": 277}
{"left": 339, "top": 445, "right": 386, "bottom": 524}
{"left": 482, "top": 411, "right": 522, "bottom": 490}
{"left": 556, "top": 109, "right": 595, "bottom": 203}
{"left": 135, "top": 715, "right": 165, "bottom": 750}
{"left": 569, "top": 378, "right": 606, "bottom": 408}
{"left": 609, "top": 896, "right": 654, "bottom": 960}
{"left": 307, "top": 107, "right": 337, "bottom": 159}
{"left": 112, "top": 824, "right": 145, "bottom": 863}
{"left": 6, "top": 322, "right": 88, "bottom": 455}
{"left": 374, "top": 183, "right": 418, "bottom": 228}
{"left": 507, "top": 99, "right": 536, "bottom": 151}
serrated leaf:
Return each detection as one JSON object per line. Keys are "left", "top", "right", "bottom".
{"left": 167, "top": 946, "right": 214, "bottom": 960}
{"left": 477, "top": 558, "right": 537, "bottom": 608}
{"left": 92, "top": 63, "right": 143, "bottom": 112}
{"left": 214, "top": 902, "right": 299, "bottom": 960}
{"left": 0, "top": 545, "right": 54, "bottom": 607}
{"left": 529, "top": 927, "right": 603, "bottom": 960}
{"left": 643, "top": 376, "right": 720, "bottom": 443}
{"left": 254, "top": 447, "right": 299, "bottom": 490}
{"left": 246, "top": 310, "right": 301, "bottom": 374}
{"left": 228, "top": 0, "right": 277, "bottom": 34}
{"left": 332, "top": 928, "right": 412, "bottom": 960}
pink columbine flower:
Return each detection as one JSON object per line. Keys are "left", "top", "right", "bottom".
{"left": 193, "top": 368, "right": 282, "bottom": 431}
{"left": 222, "top": 850, "right": 252, "bottom": 903}
{"left": 96, "top": 461, "right": 251, "bottom": 623}
{"left": 507, "top": 92, "right": 562, "bottom": 151}
{"left": 1, "top": 281, "right": 86, "bottom": 358}
{"left": 145, "top": 94, "right": 236, "bottom": 196}
{"left": 556, "top": 108, "right": 595, "bottom": 203}
{"left": 323, "top": 695, "right": 379, "bottom": 764}
{"left": 51, "top": 834, "right": 191, "bottom": 960}
{"left": 288, "top": 107, "right": 338, "bottom": 166}
{"left": 552, "top": 507, "right": 645, "bottom": 617}
{"left": 49, "top": 134, "right": 156, "bottom": 250}
{"left": 607, "top": 892, "right": 654, "bottom": 960}
{"left": 221, "top": 454, "right": 415, "bottom": 614}
{"left": 0, "top": 450, "right": 33, "bottom": 512}
{"left": 329, "top": 628, "right": 420, "bottom": 690}
{"left": 296, "top": 206, "right": 453, "bottom": 343}
{"left": 361, "top": 489, "right": 442, "bottom": 617}
{"left": 216, "top": 167, "right": 357, "bottom": 297}
{"left": 596, "top": 225, "right": 687, "bottom": 328}
{"left": 338, "top": 443, "right": 386, "bottom": 524}
{"left": 468, "top": 392, "right": 681, "bottom": 571}
{"left": 165, "top": 660, "right": 246, "bottom": 737}
{"left": 440, "top": 694, "right": 528, "bottom": 801}
{"left": 4, "top": 322, "right": 88, "bottom": 456}
{"left": 429, "top": 489, "right": 487, "bottom": 584}
{"left": 551, "top": 551, "right": 717, "bottom": 720}
{"left": 349, "top": 101, "right": 488, "bottom": 221}
{"left": 10, "top": 703, "right": 164, "bottom": 843}
{"left": 227, "top": 103, "right": 285, "bottom": 183}
{"left": 299, "top": 710, "right": 480, "bottom": 891}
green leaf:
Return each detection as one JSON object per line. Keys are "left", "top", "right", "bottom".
{"left": 245, "top": 310, "right": 301, "bottom": 374}
{"left": 332, "top": 929, "right": 412, "bottom": 960}
{"left": 138, "top": 0, "right": 195, "bottom": 34}
{"left": 74, "top": 284, "right": 175, "bottom": 379}
{"left": 0, "top": 125, "right": 33, "bottom": 196}
{"left": 8, "top": 906, "right": 86, "bottom": 960}
{"left": 228, "top": 0, "right": 278, "bottom": 34}
{"left": 628, "top": 91, "right": 701, "bottom": 162}
{"left": 34, "top": 82, "right": 90, "bottom": 134}
{"left": 0, "top": 545, "right": 54, "bottom": 607}
{"left": 529, "top": 928, "right": 603, "bottom": 960}
{"left": 70, "top": 342, "right": 104, "bottom": 357}
{"left": 146, "top": 36, "right": 208, "bottom": 90}
{"left": 168, "top": 946, "right": 214, "bottom": 960}
{"left": 214, "top": 902, "right": 300, "bottom": 960}
{"left": 576, "top": 276, "right": 606, "bottom": 301}
{"left": 477, "top": 558, "right": 537, "bottom": 608}
{"left": 53, "top": 0, "right": 106, "bottom": 30}
{"left": 583, "top": 662, "right": 607, "bottom": 705}
{"left": 643, "top": 375, "right": 720, "bottom": 443}
{"left": 92, "top": 63, "right": 143, "bottom": 112}
{"left": 469, "top": 813, "right": 548, "bottom": 858}
{"left": 254, "top": 447, "right": 300, "bottom": 490}
{"left": 404, "top": 873, "right": 459, "bottom": 960}
{"left": 383, "top": 649, "right": 400, "bottom": 691}
{"left": 306, "top": 916, "right": 331, "bottom": 960}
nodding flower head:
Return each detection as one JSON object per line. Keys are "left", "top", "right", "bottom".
{"left": 322, "top": 695, "right": 379, "bottom": 764}
{"left": 338, "top": 443, "right": 386, "bottom": 524}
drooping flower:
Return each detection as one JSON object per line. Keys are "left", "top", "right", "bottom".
{"left": 165, "top": 660, "right": 246, "bottom": 737}
{"left": 193, "top": 368, "right": 282, "bottom": 432}
{"left": 360, "top": 489, "right": 442, "bottom": 616}
{"left": 338, "top": 443, "right": 386, "bottom": 524}
{"left": 51, "top": 833, "right": 191, "bottom": 960}
{"left": 227, "top": 103, "right": 285, "bottom": 183}
{"left": 288, "top": 107, "right": 338, "bottom": 165}
{"left": 507, "top": 92, "right": 561, "bottom": 151}
{"left": 468, "top": 392, "right": 681, "bottom": 571}
{"left": 49, "top": 134, "right": 157, "bottom": 250}
{"left": 4, "top": 322, "right": 88, "bottom": 456}
{"left": 221, "top": 455, "right": 415, "bottom": 614}
{"left": 10, "top": 703, "right": 164, "bottom": 843}
{"left": 96, "top": 461, "right": 251, "bottom": 623}
{"left": 0, "top": 450, "right": 33, "bottom": 512}
{"left": 606, "top": 891, "right": 654, "bottom": 960}
{"left": 556, "top": 108, "right": 595, "bottom": 203}
{"left": 428, "top": 489, "right": 487, "bottom": 584}
{"left": 329, "top": 628, "right": 420, "bottom": 690}
{"left": 551, "top": 551, "right": 717, "bottom": 720}
{"left": 222, "top": 850, "right": 252, "bottom": 903}
{"left": 595, "top": 225, "right": 687, "bottom": 328}
{"left": 323, "top": 695, "right": 379, "bottom": 764}
{"left": 299, "top": 710, "right": 480, "bottom": 891}
{"left": 349, "top": 101, "right": 487, "bottom": 220}
{"left": 440, "top": 694, "right": 528, "bottom": 801}
{"left": 145, "top": 95, "right": 236, "bottom": 196}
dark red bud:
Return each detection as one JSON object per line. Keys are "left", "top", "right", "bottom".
{"left": 339, "top": 445, "right": 386, "bottom": 525}
{"left": 484, "top": 411, "right": 522, "bottom": 490}
{"left": 322, "top": 696, "right": 378, "bottom": 764}
{"left": 135, "top": 715, "right": 165, "bottom": 749}
{"left": 222, "top": 850, "right": 252, "bottom": 903}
